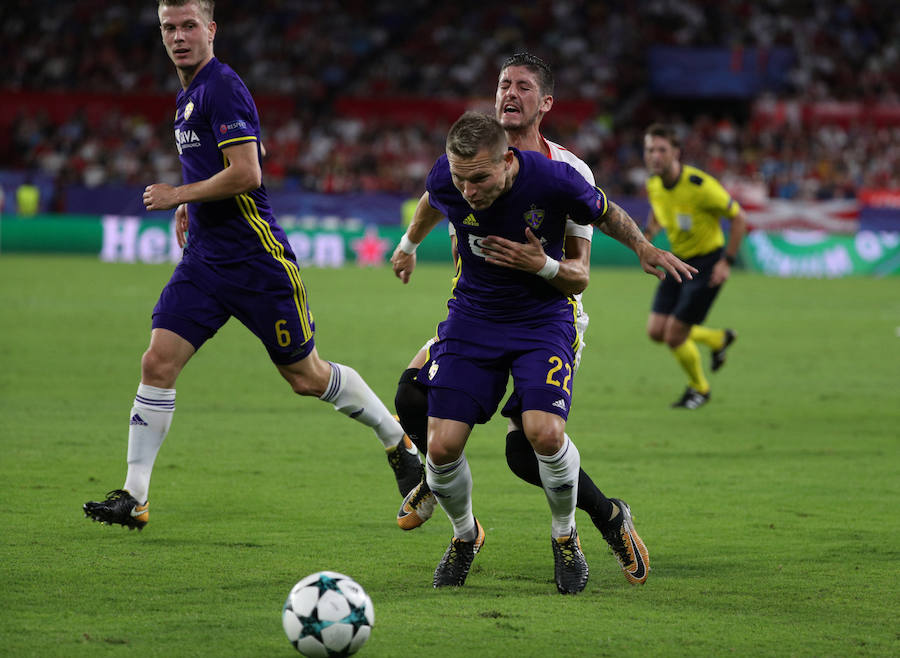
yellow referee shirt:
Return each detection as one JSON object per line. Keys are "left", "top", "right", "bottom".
{"left": 646, "top": 164, "right": 741, "bottom": 259}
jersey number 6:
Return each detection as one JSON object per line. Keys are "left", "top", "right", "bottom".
{"left": 275, "top": 319, "right": 291, "bottom": 347}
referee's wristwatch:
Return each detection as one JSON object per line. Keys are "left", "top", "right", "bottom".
{"left": 723, "top": 253, "right": 736, "bottom": 265}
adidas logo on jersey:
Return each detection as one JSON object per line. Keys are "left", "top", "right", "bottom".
{"left": 462, "top": 214, "right": 479, "bottom": 226}
{"left": 130, "top": 413, "right": 148, "bottom": 426}
{"left": 552, "top": 399, "right": 567, "bottom": 411}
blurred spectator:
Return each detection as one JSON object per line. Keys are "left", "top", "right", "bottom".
{"left": 16, "top": 176, "right": 39, "bottom": 215}
{"left": 1, "top": 1, "right": 898, "bottom": 201}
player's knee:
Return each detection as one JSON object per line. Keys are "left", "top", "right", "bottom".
{"left": 395, "top": 368, "right": 428, "bottom": 454}
{"left": 140, "top": 347, "right": 179, "bottom": 387}
{"left": 647, "top": 326, "right": 665, "bottom": 343}
{"left": 428, "top": 423, "right": 466, "bottom": 466}
{"left": 664, "top": 328, "right": 689, "bottom": 349}
{"left": 395, "top": 368, "right": 426, "bottom": 419}
{"left": 526, "top": 425, "right": 565, "bottom": 456}
{"left": 426, "top": 435, "right": 460, "bottom": 465}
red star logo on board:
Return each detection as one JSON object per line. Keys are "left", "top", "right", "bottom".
{"left": 351, "top": 227, "right": 391, "bottom": 266}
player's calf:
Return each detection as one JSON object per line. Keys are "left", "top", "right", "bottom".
{"left": 386, "top": 434, "right": 423, "bottom": 497}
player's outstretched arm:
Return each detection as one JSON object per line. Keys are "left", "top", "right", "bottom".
{"left": 594, "top": 201, "right": 697, "bottom": 282}
{"left": 480, "top": 229, "right": 590, "bottom": 295}
{"left": 391, "top": 192, "right": 445, "bottom": 284}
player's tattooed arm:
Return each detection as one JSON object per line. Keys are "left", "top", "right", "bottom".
{"left": 594, "top": 201, "right": 698, "bottom": 282}
{"left": 594, "top": 201, "right": 646, "bottom": 250}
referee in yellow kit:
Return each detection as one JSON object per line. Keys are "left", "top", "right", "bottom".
{"left": 642, "top": 123, "right": 746, "bottom": 409}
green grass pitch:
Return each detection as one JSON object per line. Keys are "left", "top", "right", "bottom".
{"left": 0, "top": 254, "right": 897, "bottom": 657}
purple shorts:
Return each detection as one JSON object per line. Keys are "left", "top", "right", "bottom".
{"left": 152, "top": 255, "right": 316, "bottom": 365}
{"left": 416, "top": 314, "right": 577, "bottom": 426}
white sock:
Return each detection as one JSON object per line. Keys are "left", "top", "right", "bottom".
{"left": 319, "top": 361, "right": 407, "bottom": 450}
{"left": 537, "top": 434, "right": 580, "bottom": 538}
{"left": 123, "top": 383, "right": 175, "bottom": 504}
{"left": 426, "top": 453, "right": 476, "bottom": 540}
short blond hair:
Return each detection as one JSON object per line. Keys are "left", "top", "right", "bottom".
{"left": 158, "top": 0, "right": 214, "bottom": 22}
{"left": 446, "top": 112, "right": 507, "bottom": 161}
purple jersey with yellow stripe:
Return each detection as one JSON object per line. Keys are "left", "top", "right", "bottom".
{"left": 426, "top": 148, "right": 608, "bottom": 326}
{"left": 174, "top": 57, "right": 287, "bottom": 264}
{"left": 153, "top": 58, "right": 313, "bottom": 365}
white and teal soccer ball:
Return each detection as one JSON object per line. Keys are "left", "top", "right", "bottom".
{"left": 282, "top": 571, "right": 374, "bottom": 657}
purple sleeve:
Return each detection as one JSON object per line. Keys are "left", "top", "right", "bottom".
{"left": 561, "top": 163, "right": 608, "bottom": 225}
{"left": 425, "top": 155, "right": 451, "bottom": 216}
{"left": 207, "top": 78, "right": 259, "bottom": 150}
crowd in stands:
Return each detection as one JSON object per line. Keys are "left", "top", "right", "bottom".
{"left": 2, "top": 0, "right": 898, "bottom": 207}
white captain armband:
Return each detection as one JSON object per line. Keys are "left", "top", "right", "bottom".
{"left": 399, "top": 232, "right": 420, "bottom": 255}
{"left": 536, "top": 255, "right": 560, "bottom": 280}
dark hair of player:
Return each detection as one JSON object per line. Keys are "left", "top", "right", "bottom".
{"left": 500, "top": 52, "right": 554, "bottom": 96}
{"left": 645, "top": 123, "right": 681, "bottom": 149}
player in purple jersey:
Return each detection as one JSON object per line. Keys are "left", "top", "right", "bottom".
{"left": 83, "top": 0, "right": 421, "bottom": 531}
{"left": 391, "top": 112, "right": 695, "bottom": 593}
{"left": 392, "top": 54, "right": 657, "bottom": 587}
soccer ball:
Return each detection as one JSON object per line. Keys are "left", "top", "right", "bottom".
{"left": 282, "top": 571, "right": 374, "bottom": 657}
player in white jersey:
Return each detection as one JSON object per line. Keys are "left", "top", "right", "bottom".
{"left": 545, "top": 139, "right": 594, "bottom": 369}
{"left": 392, "top": 54, "right": 650, "bottom": 587}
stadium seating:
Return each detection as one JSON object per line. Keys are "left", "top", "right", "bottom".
{"left": 1, "top": 1, "right": 897, "bottom": 204}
